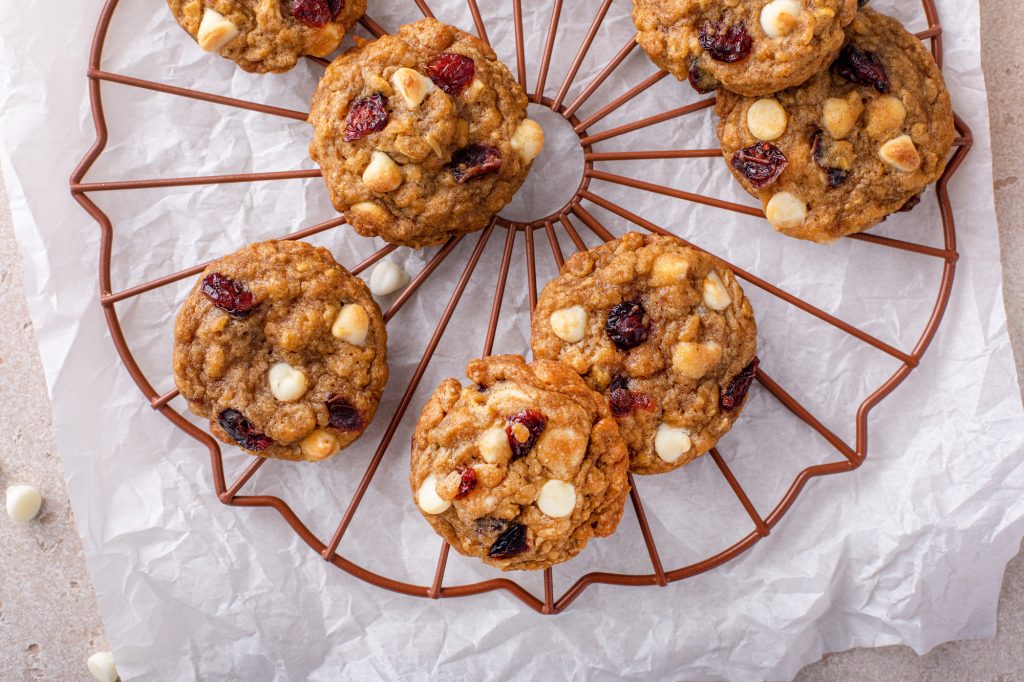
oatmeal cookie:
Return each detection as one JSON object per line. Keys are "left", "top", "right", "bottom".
{"left": 531, "top": 233, "right": 758, "bottom": 475}
{"left": 173, "top": 240, "right": 388, "bottom": 462}
{"left": 632, "top": 0, "right": 857, "bottom": 97}
{"left": 168, "top": 0, "right": 366, "bottom": 73}
{"left": 410, "top": 355, "right": 630, "bottom": 571}
{"left": 308, "top": 18, "right": 543, "bottom": 248}
{"left": 716, "top": 8, "right": 955, "bottom": 243}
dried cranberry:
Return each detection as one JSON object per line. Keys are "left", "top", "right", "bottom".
{"left": 505, "top": 409, "right": 547, "bottom": 460}
{"left": 343, "top": 94, "right": 389, "bottom": 142}
{"left": 698, "top": 21, "right": 753, "bottom": 63}
{"left": 605, "top": 300, "right": 651, "bottom": 350}
{"left": 731, "top": 142, "right": 788, "bottom": 189}
{"left": 835, "top": 45, "right": 889, "bottom": 93}
{"left": 326, "top": 394, "right": 364, "bottom": 431}
{"left": 454, "top": 465, "right": 477, "bottom": 499}
{"left": 329, "top": 0, "right": 344, "bottom": 13}
{"left": 687, "top": 61, "right": 719, "bottom": 94}
{"left": 201, "top": 273, "right": 256, "bottom": 318}
{"left": 218, "top": 409, "right": 274, "bottom": 451}
{"left": 426, "top": 53, "right": 475, "bottom": 95}
{"left": 607, "top": 376, "right": 656, "bottom": 418}
{"left": 858, "top": 0, "right": 870, "bottom": 7}
{"left": 449, "top": 144, "right": 502, "bottom": 183}
{"left": 720, "top": 357, "right": 760, "bottom": 411}
{"left": 488, "top": 523, "right": 528, "bottom": 559}
{"left": 898, "top": 193, "right": 922, "bottom": 212}
{"left": 474, "top": 383, "right": 488, "bottom": 392}
{"left": 290, "top": 0, "right": 336, "bottom": 28}
{"left": 811, "top": 130, "right": 848, "bottom": 188}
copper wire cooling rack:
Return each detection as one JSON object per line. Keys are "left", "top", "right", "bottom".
{"left": 71, "top": 0, "right": 972, "bottom": 614}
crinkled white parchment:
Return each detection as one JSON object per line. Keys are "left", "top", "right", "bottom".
{"left": 1, "top": 0, "right": 1023, "bottom": 679}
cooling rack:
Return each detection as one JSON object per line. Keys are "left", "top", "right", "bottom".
{"left": 70, "top": 0, "right": 972, "bottom": 613}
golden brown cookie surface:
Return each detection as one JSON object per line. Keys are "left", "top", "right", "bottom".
{"left": 716, "top": 8, "right": 955, "bottom": 243}
{"left": 167, "top": 0, "right": 365, "bottom": 73}
{"left": 632, "top": 0, "right": 857, "bottom": 96}
{"left": 531, "top": 234, "right": 758, "bottom": 475}
{"left": 309, "top": 19, "right": 542, "bottom": 248}
{"left": 410, "top": 355, "right": 630, "bottom": 571}
{"left": 173, "top": 240, "right": 387, "bottom": 461}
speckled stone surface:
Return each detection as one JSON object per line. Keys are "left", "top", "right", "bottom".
{"left": 1, "top": 3, "right": 1022, "bottom": 678}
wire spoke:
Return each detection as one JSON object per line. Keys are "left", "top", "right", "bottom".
{"left": 580, "top": 98, "right": 716, "bottom": 146}
{"left": 709, "top": 449, "right": 770, "bottom": 536}
{"left": 574, "top": 71, "right": 668, "bottom": 133}
{"left": 72, "top": 168, "right": 321, "bottom": 193}
{"left": 322, "top": 223, "right": 496, "bottom": 561}
{"left": 562, "top": 37, "right": 638, "bottom": 119}
{"left": 525, "top": 226, "right": 538, "bottom": 317}
{"left": 222, "top": 457, "right": 268, "bottom": 503}
{"left": 588, "top": 170, "right": 763, "bottom": 218}
{"left": 413, "top": 0, "right": 435, "bottom": 18}
{"left": 512, "top": 0, "right": 527, "bottom": 89}
{"left": 628, "top": 475, "right": 668, "bottom": 586}
{"left": 544, "top": 220, "right": 565, "bottom": 268}
{"left": 532, "top": 0, "right": 563, "bottom": 103}
{"left": 88, "top": 69, "right": 308, "bottom": 121}
{"left": 558, "top": 215, "right": 587, "bottom": 252}
{"left": 466, "top": 0, "right": 489, "bottom": 45}
{"left": 428, "top": 541, "right": 450, "bottom": 598}
{"left": 384, "top": 236, "right": 462, "bottom": 323}
{"left": 586, "top": 149, "right": 721, "bottom": 162}
{"left": 359, "top": 14, "right": 387, "bottom": 38}
{"left": 483, "top": 227, "right": 518, "bottom": 356}
{"left": 552, "top": 0, "right": 616, "bottom": 111}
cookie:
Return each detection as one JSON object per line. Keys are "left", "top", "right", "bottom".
{"left": 716, "top": 8, "right": 955, "bottom": 243}
{"left": 531, "top": 233, "right": 758, "bottom": 475}
{"left": 173, "top": 240, "right": 388, "bottom": 462}
{"left": 308, "top": 18, "right": 543, "bottom": 248}
{"left": 410, "top": 355, "right": 630, "bottom": 571}
{"left": 632, "top": 0, "right": 857, "bottom": 97}
{"left": 168, "top": 0, "right": 366, "bottom": 73}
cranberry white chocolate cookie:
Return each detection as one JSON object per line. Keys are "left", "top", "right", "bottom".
{"left": 410, "top": 355, "right": 630, "bottom": 570}
{"left": 632, "top": 0, "right": 857, "bottom": 97}
{"left": 173, "top": 240, "right": 388, "bottom": 461}
{"left": 531, "top": 234, "right": 758, "bottom": 475}
{"left": 716, "top": 8, "right": 955, "bottom": 243}
{"left": 309, "top": 18, "right": 544, "bottom": 248}
{"left": 168, "top": 0, "right": 366, "bottom": 73}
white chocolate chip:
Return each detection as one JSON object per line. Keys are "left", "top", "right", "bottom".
{"left": 87, "top": 651, "right": 119, "bottom": 682}
{"left": 300, "top": 429, "right": 340, "bottom": 460}
{"left": 487, "top": 386, "right": 532, "bottom": 408}
{"left": 268, "top": 362, "right": 308, "bottom": 402}
{"left": 760, "top": 0, "right": 804, "bottom": 38}
{"left": 5, "top": 485, "right": 41, "bottom": 523}
{"left": 536, "top": 479, "right": 576, "bottom": 518}
{"left": 865, "top": 95, "right": 907, "bottom": 139}
{"left": 197, "top": 7, "right": 240, "bottom": 52}
{"left": 549, "top": 305, "right": 588, "bottom": 343}
{"left": 765, "top": 192, "right": 808, "bottom": 231}
{"left": 672, "top": 341, "right": 723, "bottom": 380}
{"left": 368, "top": 258, "right": 410, "bottom": 296}
{"left": 746, "top": 98, "right": 788, "bottom": 141}
{"left": 362, "top": 151, "right": 403, "bottom": 193}
{"left": 701, "top": 271, "right": 732, "bottom": 311}
{"left": 331, "top": 303, "right": 370, "bottom": 346}
{"left": 390, "top": 67, "right": 436, "bottom": 108}
{"left": 878, "top": 134, "right": 921, "bottom": 172}
{"left": 650, "top": 252, "right": 690, "bottom": 286}
{"left": 478, "top": 427, "right": 512, "bottom": 464}
{"left": 416, "top": 473, "right": 451, "bottom": 514}
{"left": 822, "top": 92, "right": 864, "bottom": 140}
{"left": 510, "top": 119, "right": 545, "bottom": 163}
{"left": 654, "top": 423, "right": 692, "bottom": 464}
{"left": 348, "top": 201, "right": 391, "bottom": 227}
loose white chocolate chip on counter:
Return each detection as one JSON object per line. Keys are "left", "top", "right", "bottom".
{"left": 368, "top": 258, "right": 410, "bottom": 296}
{"left": 746, "top": 98, "right": 788, "bottom": 141}
{"left": 879, "top": 134, "right": 921, "bottom": 172}
{"left": 702, "top": 271, "right": 732, "bottom": 311}
{"left": 390, "top": 67, "right": 435, "bottom": 108}
{"left": 765, "top": 192, "right": 808, "bottom": 231}
{"left": 197, "top": 8, "right": 240, "bottom": 52}
{"left": 510, "top": 119, "right": 545, "bottom": 162}
{"left": 6, "top": 484, "right": 42, "bottom": 522}
{"left": 822, "top": 92, "right": 864, "bottom": 140}
{"left": 268, "top": 362, "right": 308, "bottom": 402}
{"left": 300, "top": 429, "right": 340, "bottom": 460}
{"left": 654, "top": 423, "right": 692, "bottom": 464}
{"left": 549, "top": 305, "right": 588, "bottom": 343}
{"left": 331, "top": 303, "right": 370, "bottom": 346}
{"left": 417, "top": 473, "right": 451, "bottom": 514}
{"left": 362, "top": 151, "right": 403, "bottom": 193}
{"left": 536, "top": 479, "right": 576, "bottom": 518}
{"left": 760, "top": 0, "right": 804, "bottom": 38}
{"left": 650, "top": 252, "right": 690, "bottom": 286}
{"left": 478, "top": 426, "right": 512, "bottom": 464}
{"left": 87, "top": 651, "right": 119, "bottom": 682}
{"left": 672, "top": 341, "right": 723, "bottom": 380}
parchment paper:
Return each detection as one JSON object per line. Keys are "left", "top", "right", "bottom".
{"left": 2, "top": 0, "right": 1024, "bottom": 679}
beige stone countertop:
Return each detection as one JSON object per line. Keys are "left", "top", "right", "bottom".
{"left": 2, "top": 3, "right": 1023, "bottom": 680}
